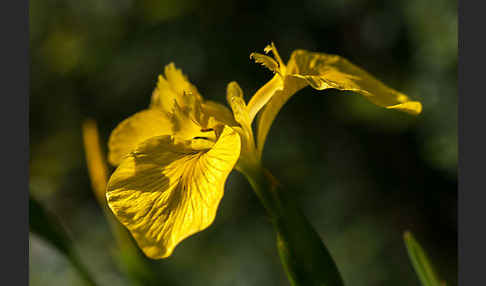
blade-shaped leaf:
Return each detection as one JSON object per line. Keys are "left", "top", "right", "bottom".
{"left": 404, "top": 231, "right": 445, "bottom": 286}
{"left": 244, "top": 168, "right": 344, "bottom": 286}
{"left": 29, "top": 196, "right": 98, "bottom": 286}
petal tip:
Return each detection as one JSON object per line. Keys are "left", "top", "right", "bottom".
{"left": 386, "top": 101, "right": 423, "bottom": 115}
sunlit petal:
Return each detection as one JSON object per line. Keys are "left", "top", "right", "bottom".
{"left": 247, "top": 75, "right": 284, "bottom": 122}
{"left": 150, "top": 63, "right": 202, "bottom": 113}
{"left": 253, "top": 47, "right": 422, "bottom": 155}
{"left": 249, "top": 52, "right": 279, "bottom": 74}
{"left": 82, "top": 119, "right": 109, "bottom": 204}
{"left": 108, "top": 109, "right": 173, "bottom": 166}
{"left": 201, "top": 100, "right": 238, "bottom": 127}
{"left": 287, "top": 50, "right": 422, "bottom": 114}
{"left": 255, "top": 76, "right": 307, "bottom": 156}
{"left": 226, "top": 81, "right": 249, "bottom": 127}
{"left": 106, "top": 126, "right": 241, "bottom": 259}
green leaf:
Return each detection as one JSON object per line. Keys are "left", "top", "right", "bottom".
{"left": 243, "top": 167, "right": 344, "bottom": 286}
{"left": 29, "top": 196, "right": 98, "bottom": 286}
{"left": 403, "top": 231, "right": 445, "bottom": 286}
{"left": 275, "top": 206, "right": 344, "bottom": 286}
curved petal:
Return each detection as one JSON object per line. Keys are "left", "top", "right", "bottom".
{"left": 106, "top": 126, "right": 241, "bottom": 259}
{"left": 82, "top": 119, "right": 109, "bottom": 204}
{"left": 226, "top": 81, "right": 250, "bottom": 128}
{"left": 108, "top": 109, "right": 172, "bottom": 166}
{"left": 150, "top": 63, "right": 202, "bottom": 113}
{"left": 249, "top": 52, "right": 279, "bottom": 74}
{"left": 256, "top": 76, "right": 307, "bottom": 156}
{"left": 254, "top": 48, "right": 422, "bottom": 156}
{"left": 247, "top": 75, "right": 284, "bottom": 122}
{"left": 201, "top": 100, "right": 238, "bottom": 127}
{"left": 287, "top": 50, "right": 422, "bottom": 114}
{"left": 225, "top": 81, "right": 260, "bottom": 172}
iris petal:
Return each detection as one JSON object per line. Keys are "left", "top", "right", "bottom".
{"left": 254, "top": 48, "right": 422, "bottom": 155}
{"left": 108, "top": 109, "right": 173, "bottom": 166}
{"left": 106, "top": 126, "right": 241, "bottom": 259}
{"left": 201, "top": 100, "right": 238, "bottom": 127}
{"left": 287, "top": 50, "right": 422, "bottom": 114}
{"left": 150, "top": 63, "right": 202, "bottom": 113}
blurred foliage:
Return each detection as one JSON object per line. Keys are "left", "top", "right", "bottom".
{"left": 29, "top": 196, "right": 98, "bottom": 286}
{"left": 30, "top": 0, "right": 457, "bottom": 285}
{"left": 404, "top": 231, "right": 446, "bottom": 286}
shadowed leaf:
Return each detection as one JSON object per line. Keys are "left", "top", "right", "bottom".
{"left": 29, "top": 196, "right": 98, "bottom": 286}
{"left": 404, "top": 231, "right": 445, "bottom": 286}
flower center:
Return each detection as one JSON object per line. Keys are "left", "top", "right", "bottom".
{"left": 193, "top": 128, "right": 217, "bottom": 142}
{"left": 189, "top": 127, "right": 218, "bottom": 150}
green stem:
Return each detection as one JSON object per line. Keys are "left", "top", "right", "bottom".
{"left": 243, "top": 166, "right": 344, "bottom": 286}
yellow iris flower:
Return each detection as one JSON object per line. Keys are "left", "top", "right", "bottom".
{"left": 106, "top": 44, "right": 422, "bottom": 259}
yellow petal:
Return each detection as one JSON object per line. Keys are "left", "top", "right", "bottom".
{"left": 169, "top": 99, "right": 207, "bottom": 141}
{"left": 249, "top": 52, "right": 279, "bottom": 73}
{"left": 106, "top": 126, "right": 241, "bottom": 259}
{"left": 226, "top": 81, "right": 250, "bottom": 127}
{"left": 108, "top": 109, "right": 172, "bottom": 166}
{"left": 82, "top": 119, "right": 109, "bottom": 205}
{"left": 247, "top": 75, "right": 284, "bottom": 122}
{"left": 249, "top": 43, "right": 286, "bottom": 75}
{"left": 254, "top": 48, "right": 422, "bottom": 155}
{"left": 386, "top": 101, "right": 423, "bottom": 115}
{"left": 201, "top": 100, "right": 237, "bottom": 127}
{"left": 150, "top": 63, "right": 202, "bottom": 113}
{"left": 287, "top": 50, "right": 422, "bottom": 114}
{"left": 255, "top": 76, "right": 307, "bottom": 156}
{"left": 148, "top": 63, "right": 226, "bottom": 140}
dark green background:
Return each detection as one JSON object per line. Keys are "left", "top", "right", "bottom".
{"left": 30, "top": 0, "right": 457, "bottom": 285}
